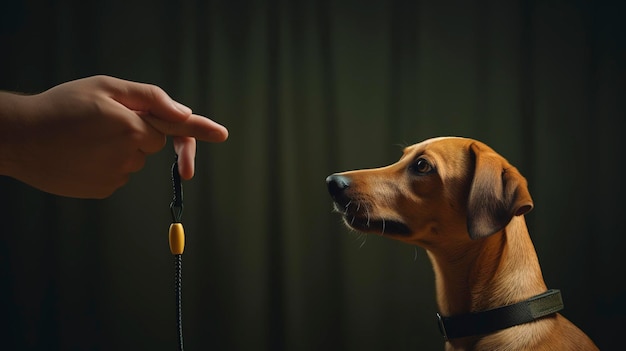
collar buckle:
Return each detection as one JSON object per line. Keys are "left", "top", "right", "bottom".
{"left": 436, "top": 313, "right": 449, "bottom": 341}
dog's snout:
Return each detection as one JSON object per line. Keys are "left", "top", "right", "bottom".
{"left": 326, "top": 174, "right": 351, "bottom": 198}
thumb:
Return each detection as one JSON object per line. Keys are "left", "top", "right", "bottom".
{"left": 106, "top": 77, "right": 192, "bottom": 122}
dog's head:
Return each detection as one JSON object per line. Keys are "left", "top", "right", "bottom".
{"left": 326, "top": 137, "right": 533, "bottom": 247}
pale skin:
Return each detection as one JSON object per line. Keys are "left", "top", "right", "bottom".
{"left": 0, "top": 75, "right": 229, "bottom": 198}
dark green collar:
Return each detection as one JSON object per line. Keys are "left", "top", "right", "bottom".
{"left": 437, "top": 289, "right": 564, "bottom": 340}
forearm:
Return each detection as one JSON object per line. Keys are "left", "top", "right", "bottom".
{"left": 0, "top": 91, "right": 35, "bottom": 178}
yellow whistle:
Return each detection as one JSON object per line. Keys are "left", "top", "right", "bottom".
{"left": 169, "top": 223, "right": 185, "bottom": 255}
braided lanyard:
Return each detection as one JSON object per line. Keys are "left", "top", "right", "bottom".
{"left": 168, "top": 155, "right": 185, "bottom": 351}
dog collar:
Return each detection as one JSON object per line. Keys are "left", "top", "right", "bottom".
{"left": 436, "top": 289, "right": 564, "bottom": 341}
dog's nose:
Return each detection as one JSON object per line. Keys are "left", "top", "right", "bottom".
{"left": 326, "top": 174, "right": 351, "bottom": 197}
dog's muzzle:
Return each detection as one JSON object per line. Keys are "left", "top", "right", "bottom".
{"left": 326, "top": 173, "right": 412, "bottom": 235}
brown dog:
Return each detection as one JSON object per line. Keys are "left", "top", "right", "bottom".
{"left": 326, "top": 137, "right": 598, "bottom": 350}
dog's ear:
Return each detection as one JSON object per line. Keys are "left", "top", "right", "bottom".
{"left": 467, "top": 143, "right": 533, "bottom": 239}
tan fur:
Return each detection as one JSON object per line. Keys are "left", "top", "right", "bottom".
{"left": 327, "top": 137, "right": 598, "bottom": 350}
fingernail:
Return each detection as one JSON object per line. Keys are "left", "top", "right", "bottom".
{"left": 174, "top": 101, "right": 192, "bottom": 115}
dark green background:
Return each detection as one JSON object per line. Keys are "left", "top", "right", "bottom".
{"left": 1, "top": 0, "right": 624, "bottom": 350}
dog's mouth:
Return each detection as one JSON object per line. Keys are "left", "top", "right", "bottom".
{"left": 344, "top": 215, "right": 412, "bottom": 236}
{"left": 331, "top": 197, "right": 412, "bottom": 236}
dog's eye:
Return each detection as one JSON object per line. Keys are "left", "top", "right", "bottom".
{"left": 409, "top": 158, "right": 434, "bottom": 175}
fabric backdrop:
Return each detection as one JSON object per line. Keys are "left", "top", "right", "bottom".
{"left": 1, "top": 0, "right": 624, "bottom": 350}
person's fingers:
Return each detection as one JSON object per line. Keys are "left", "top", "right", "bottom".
{"left": 117, "top": 110, "right": 167, "bottom": 154}
{"left": 94, "top": 76, "right": 228, "bottom": 141}
{"left": 101, "top": 76, "right": 192, "bottom": 122}
{"left": 141, "top": 113, "right": 229, "bottom": 143}
{"left": 173, "top": 137, "right": 196, "bottom": 180}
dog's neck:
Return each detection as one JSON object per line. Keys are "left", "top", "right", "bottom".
{"left": 427, "top": 216, "right": 548, "bottom": 317}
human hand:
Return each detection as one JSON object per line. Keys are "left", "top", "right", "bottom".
{"left": 0, "top": 75, "right": 228, "bottom": 198}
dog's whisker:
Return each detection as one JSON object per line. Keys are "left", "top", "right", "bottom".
{"left": 365, "top": 207, "right": 371, "bottom": 227}
{"left": 332, "top": 205, "right": 342, "bottom": 215}
{"left": 337, "top": 202, "right": 349, "bottom": 216}
{"left": 414, "top": 247, "right": 419, "bottom": 261}
{"left": 381, "top": 218, "right": 386, "bottom": 236}
{"left": 358, "top": 234, "right": 367, "bottom": 249}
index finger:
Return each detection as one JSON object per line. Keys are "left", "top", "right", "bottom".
{"left": 140, "top": 113, "right": 229, "bottom": 142}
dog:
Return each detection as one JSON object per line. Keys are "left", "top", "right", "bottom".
{"left": 326, "top": 137, "right": 598, "bottom": 350}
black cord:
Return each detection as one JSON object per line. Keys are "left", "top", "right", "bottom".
{"left": 175, "top": 254, "right": 184, "bottom": 351}
{"left": 170, "top": 154, "right": 185, "bottom": 351}
{"left": 171, "top": 155, "right": 184, "bottom": 223}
